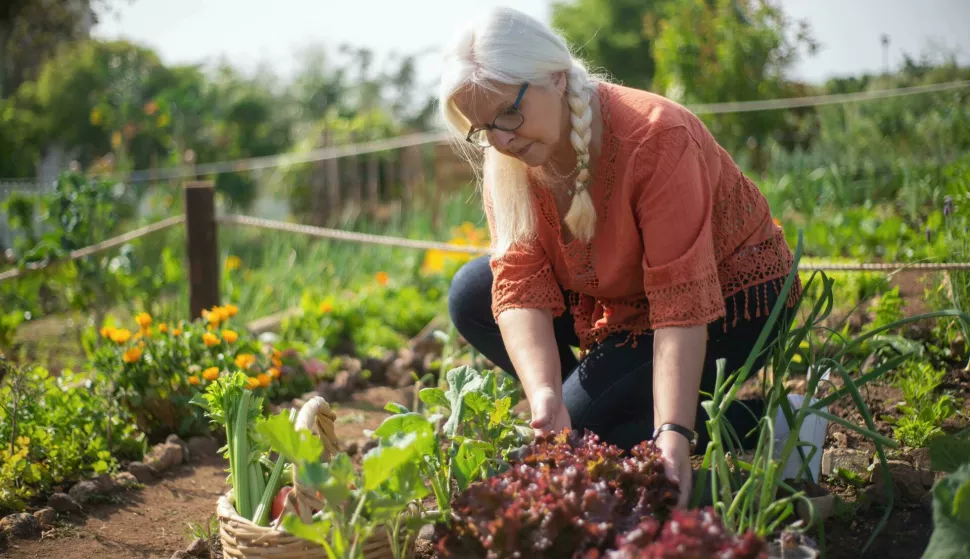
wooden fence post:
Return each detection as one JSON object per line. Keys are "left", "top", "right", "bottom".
{"left": 184, "top": 181, "right": 220, "bottom": 319}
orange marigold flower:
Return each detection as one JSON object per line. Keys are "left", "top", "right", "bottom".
{"left": 110, "top": 328, "right": 132, "bottom": 344}
{"left": 135, "top": 312, "right": 152, "bottom": 329}
{"left": 235, "top": 353, "right": 256, "bottom": 370}
{"left": 188, "top": 375, "right": 200, "bottom": 385}
{"left": 268, "top": 367, "right": 280, "bottom": 379}
{"left": 122, "top": 346, "right": 143, "bottom": 363}
{"left": 100, "top": 326, "right": 115, "bottom": 339}
{"left": 203, "top": 367, "right": 220, "bottom": 381}
{"left": 375, "top": 271, "right": 389, "bottom": 286}
{"left": 158, "top": 323, "right": 168, "bottom": 333}
{"left": 272, "top": 357, "right": 283, "bottom": 368}
{"left": 221, "top": 329, "right": 239, "bottom": 344}
{"left": 245, "top": 377, "right": 261, "bottom": 390}
{"left": 225, "top": 304, "right": 239, "bottom": 317}
{"left": 257, "top": 373, "right": 271, "bottom": 388}
{"left": 203, "top": 333, "right": 220, "bottom": 347}
{"left": 172, "top": 327, "right": 183, "bottom": 336}
{"left": 318, "top": 301, "right": 334, "bottom": 314}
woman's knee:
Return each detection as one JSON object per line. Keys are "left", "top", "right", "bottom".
{"left": 447, "top": 255, "right": 493, "bottom": 333}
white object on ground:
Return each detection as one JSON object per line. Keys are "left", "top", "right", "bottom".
{"left": 773, "top": 368, "right": 831, "bottom": 483}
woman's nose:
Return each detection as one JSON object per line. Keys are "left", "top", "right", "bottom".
{"left": 489, "top": 129, "right": 516, "bottom": 150}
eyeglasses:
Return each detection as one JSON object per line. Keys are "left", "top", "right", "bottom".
{"left": 465, "top": 82, "right": 528, "bottom": 147}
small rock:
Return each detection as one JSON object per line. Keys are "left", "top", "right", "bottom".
{"left": 47, "top": 492, "right": 81, "bottom": 513}
{"left": 796, "top": 495, "right": 836, "bottom": 522}
{"left": 831, "top": 432, "right": 847, "bottom": 447}
{"left": 187, "top": 436, "right": 219, "bottom": 459}
{"left": 333, "top": 370, "right": 354, "bottom": 396}
{"left": 186, "top": 537, "right": 210, "bottom": 557}
{"left": 821, "top": 448, "right": 870, "bottom": 478}
{"left": 871, "top": 459, "right": 927, "bottom": 502}
{"left": 166, "top": 434, "right": 191, "bottom": 463}
{"left": 127, "top": 461, "right": 159, "bottom": 483}
{"left": 32, "top": 508, "right": 55, "bottom": 527}
{"left": 146, "top": 442, "right": 183, "bottom": 471}
{"left": 361, "top": 354, "right": 390, "bottom": 384}
{"left": 68, "top": 480, "right": 100, "bottom": 504}
{"left": 170, "top": 552, "right": 191, "bottom": 559}
{"left": 910, "top": 447, "right": 936, "bottom": 487}
{"left": 93, "top": 473, "right": 116, "bottom": 494}
{"left": 0, "top": 512, "right": 41, "bottom": 538}
{"left": 416, "top": 522, "right": 436, "bottom": 542}
{"left": 112, "top": 471, "right": 140, "bottom": 489}
{"left": 344, "top": 441, "right": 359, "bottom": 456}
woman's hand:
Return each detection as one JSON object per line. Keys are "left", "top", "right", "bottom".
{"left": 529, "top": 387, "right": 571, "bottom": 437}
{"left": 655, "top": 430, "right": 693, "bottom": 509}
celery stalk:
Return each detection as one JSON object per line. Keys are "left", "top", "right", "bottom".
{"left": 233, "top": 390, "right": 253, "bottom": 519}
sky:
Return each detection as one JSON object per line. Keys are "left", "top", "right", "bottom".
{"left": 93, "top": 0, "right": 970, "bottom": 89}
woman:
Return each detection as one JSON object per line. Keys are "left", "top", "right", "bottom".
{"left": 439, "top": 7, "right": 808, "bottom": 507}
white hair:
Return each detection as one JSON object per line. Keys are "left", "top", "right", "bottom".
{"left": 437, "top": 6, "right": 601, "bottom": 256}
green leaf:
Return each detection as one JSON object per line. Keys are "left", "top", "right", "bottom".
{"left": 384, "top": 402, "right": 409, "bottom": 415}
{"left": 453, "top": 439, "right": 492, "bottom": 491}
{"left": 363, "top": 415, "right": 435, "bottom": 493}
{"left": 255, "top": 411, "right": 323, "bottom": 464}
{"left": 931, "top": 436, "right": 970, "bottom": 474}
{"left": 419, "top": 388, "right": 449, "bottom": 409}
{"left": 282, "top": 515, "right": 334, "bottom": 548}
{"left": 923, "top": 463, "right": 970, "bottom": 559}
{"left": 464, "top": 392, "right": 491, "bottom": 415}
{"left": 444, "top": 366, "right": 484, "bottom": 437}
{"left": 490, "top": 397, "right": 512, "bottom": 427}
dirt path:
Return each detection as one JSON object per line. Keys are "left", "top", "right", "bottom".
{"left": 2, "top": 387, "right": 409, "bottom": 559}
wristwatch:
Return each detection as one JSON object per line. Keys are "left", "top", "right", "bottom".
{"left": 653, "top": 423, "right": 698, "bottom": 451}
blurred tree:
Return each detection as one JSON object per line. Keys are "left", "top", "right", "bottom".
{"left": 0, "top": 0, "right": 129, "bottom": 98}
{"left": 651, "top": 0, "right": 817, "bottom": 172}
{"left": 551, "top": 0, "right": 664, "bottom": 89}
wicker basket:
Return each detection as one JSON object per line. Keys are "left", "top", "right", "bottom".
{"left": 216, "top": 396, "right": 416, "bottom": 559}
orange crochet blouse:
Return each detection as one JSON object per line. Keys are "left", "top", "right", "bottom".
{"left": 485, "top": 82, "right": 801, "bottom": 352}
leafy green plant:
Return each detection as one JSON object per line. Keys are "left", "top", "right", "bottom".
{"left": 693, "top": 231, "right": 970, "bottom": 551}
{"left": 923, "top": 462, "right": 970, "bottom": 558}
{"left": 0, "top": 359, "right": 146, "bottom": 513}
{"left": 887, "top": 361, "right": 958, "bottom": 448}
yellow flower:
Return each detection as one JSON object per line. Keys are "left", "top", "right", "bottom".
{"left": 235, "top": 353, "right": 256, "bottom": 370}
{"left": 204, "top": 308, "right": 221, "bottom": 327}
{"left": 318, "top": 301, "right": 334, "bottom": 314}
{"left": 272, "top": 348, "right": 282, "bottom": 360}
{"left": 135, "top": 312, "right": 152, "bottom": 329}
{"left": 224, "top": 304, "right": 239, "bottom": 317}
{"left": 375, "top": 271, "right": 389, "bottom": 286}
{"left": 188, "top": 375, "right": 200, "bottom": 385}
{"left": 100, "top": 326, "right": 116, "bottom": 339}
{"left": 156, "top": 114, "right": 170, "bottom": 127}
{"left": 90, "top": 107, "right": 102, "bottom": 126}
{"left": 268, "top": 367, "right": 281, "bottom": 379}
{"left": 122, "top": 346, "right": 143, "bottom": 363}
{"left": 225, "top": 256, "right": 242, "bottom": 271}
{"left": 110, "top": 328, "right": 132, "bottom": 344}
{"left": 245, "top": 377, "right": 261, "bottom": 390}
{"left": 172, "top": 327, "right": 183, "bottom": 337}
{"left": 139, "top": 326, "right": 152, "bottom": 339}
{"left": 203, "top": 367, "right": 220, "bottom": 381}
{"left": 158, "top": 323, "right": 168, "bottom": 333}
{"left": 222, "top": 329, "right": 239, "bottom": 344}
{"left": 257, "top": 373, "right": 272, "bottom": 388}
{"left": 203, "top": 333, "right": 220, "bottom": 347}
{"left": 422, "top": 249, "right": 446, "bottom": 273}
{"left": 272, "top": 357, "right": 283, "bottom": 368}
{"left": 111, "top": 131, "right": 122, "bottom": 149}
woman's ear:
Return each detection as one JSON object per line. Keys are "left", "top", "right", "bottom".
{"left": 555, "top": 71, "right": 567, "bottom": 96}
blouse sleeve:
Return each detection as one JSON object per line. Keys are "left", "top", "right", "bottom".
{"left": 634, "top": 126, "right": 726, "bottom": 329}
{"left": 483, "top": 184, "right": 566, "bottom": 321}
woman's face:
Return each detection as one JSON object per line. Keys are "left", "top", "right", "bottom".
{"left": 452, "top": 75, "right": 567, "bottom": 166}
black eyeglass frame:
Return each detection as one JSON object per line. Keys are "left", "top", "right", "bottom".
{"left": 465, "top": 82, "right": 529, "bottom": 147}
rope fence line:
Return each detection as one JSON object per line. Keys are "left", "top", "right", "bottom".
{"left": 5, "top": 79, "right": 968, "bottom": 187}
{"left": 4, "top": 212, "right": 970, "bottom": 285}
{"left": 0, "top": 215, "right": 185, "bottom": 282}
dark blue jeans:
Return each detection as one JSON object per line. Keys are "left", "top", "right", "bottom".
{"left": 448, "top": 255, "right": 784, "bottom": 453}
